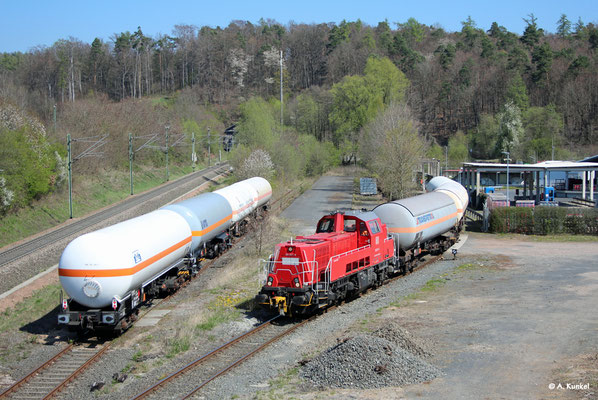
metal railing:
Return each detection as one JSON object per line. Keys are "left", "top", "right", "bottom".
{"left": 260, "top": 259, "right": 318, "bottom": 288}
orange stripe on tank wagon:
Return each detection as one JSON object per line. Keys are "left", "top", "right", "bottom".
{"left": 192, "top": 214, "right": 232, "bottom": 237}
{"left": 232, "top": 190, "right": 272, "bottom": 215}
{"left": 58, "top": 236, "right": 192, "bottom": 278}
{"left": 388, "top": 211, "right": 459, "bottom": 234}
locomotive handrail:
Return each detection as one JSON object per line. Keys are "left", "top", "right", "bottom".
{"left": 330, "top": 244, "right": 371, "bottom": 261}
{"left": 259, "top": 259, "right": 318, "bottom": 287}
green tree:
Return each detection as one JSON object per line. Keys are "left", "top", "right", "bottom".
{"left": 427, "top": 141, "right": 444, "bottom": 161}
{"left": 480, "top": 35, "right": 495, "bottom": 58}
{"left": 574, "top": 18, "right": 587, "bottom": 40}
{"left": 589, "top": 24, "right": 598, "bottom": 50}
{"left": 448, "top": 130, "right": 469, "bottom": 166}
{"left": 330, "top": 56, "right": 409, "bottom": 146}
{"left": 329, "top": 75, "right": 382, "bottom": 144}
{"left": 505, "top": 74, "right": 529, "bottom": 111}
{"left": 531, "top": 42, "right": 553, "bottom": 84}
{"left": 557, "top": 14, "right": 571, "bottom": 38}
{"left": 460, "top": 16, "right": 479, "bottom": 48}
{"left": 435, "top": 44, "right": 456, "bottom": 70}
{"left": 0, "top": 127, "right": 57, "bottom": 209}
{"left": 470, "top": 114, "right": 499, "bottom": 159}
{"left": 396, "top": 18, "right": 425, "bottom": 45}
{"left": 521, "top": 14, "right": 543, "bottom": 48}
{"left": 522, "top": 105, "right": 563, "bottom": 161}
{"left": 391, "top": 33, "right": 424, "bottom": 72}
{"left": 567, "top": 55, "right": 590, "bottom": 78}
{"left": 237, "top": 97, "right": 278, "bottom": 150}
{"left": 363, "top": 55, "right": 409, "bottom": 105}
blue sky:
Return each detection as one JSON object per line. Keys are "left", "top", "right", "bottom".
{"left": 1, "top": 0, "right": 597, "bottom": 52}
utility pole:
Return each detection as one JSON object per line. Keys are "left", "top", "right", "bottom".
{"left": 165, "top": 126, "right": 170, "bottom": 181}
{"left": 503, "top": 151, "right": 510, "bottom": 206}
{"left": 67, "top": 133, "right": 73, "bottom": 219}
{"left": 280, "top": 49, "right": 283, "bottom": 131}
{"left": 207, "top": 128, "right": 211, "bottom": 167}
{"left": 129, "top": 133, "right": 133, "bottom": 195}
{"left": 53, "top": 104, "right": 57, "bottom": 132}
{"left": 67, "top": 133, "right": 107, "bottom": 218}
{"left": 192, "top": 131, "right": 196, "bottom": 172}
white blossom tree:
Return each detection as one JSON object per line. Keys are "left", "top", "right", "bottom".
{"left": 237, "top": 149, "right": 274, "bottom": 180}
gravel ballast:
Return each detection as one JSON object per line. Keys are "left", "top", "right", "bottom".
{"left": 300, "top": 334, "right": 440, "bottom": 389}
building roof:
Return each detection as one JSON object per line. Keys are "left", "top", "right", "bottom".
{"left": 463, "top": 161, "right": 598, "bottom": 172}
{"left": 580, "top": 155, "right": 598, "bottom": 163}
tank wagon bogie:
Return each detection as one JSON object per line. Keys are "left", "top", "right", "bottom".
{"left": 58, "top": 177, "right": 272, "bottom": 332}
{"left": 256, "top": 177, "right": 467, "bottom": 317}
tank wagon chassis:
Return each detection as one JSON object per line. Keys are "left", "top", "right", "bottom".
{"left": 58, "top": 177, "right": 272, "bottom": 334}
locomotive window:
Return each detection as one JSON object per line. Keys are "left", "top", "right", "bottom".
{"left": 368, "top": 220, "right": 381, "bottom": 234}
{"left": 359, "top": 258, "right": 365, "bottom": 268}
{"left": 317, "top": 218, "right": 334, "bottom": 233}
{"left": 360, "top": 222, "right": 369, "bottom": 236}
{"left": 365, "top": 256, "right": 370, "bottom": 266}
{"left": 352, "top": 261, "right": 358, "bottom": 270}
{"left": 346, "top": 263, "right": 351, "bottom": 273}
{"left": 344, "top": 219, "right": 356, "bottom": 232}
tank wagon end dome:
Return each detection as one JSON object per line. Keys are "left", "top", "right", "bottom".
{"left": 426, "top": 176, "right": 469, "bottom": 211}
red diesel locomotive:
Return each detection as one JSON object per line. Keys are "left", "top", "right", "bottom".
{"left": 256, "top": 210, "right": 397, "bottom": 316}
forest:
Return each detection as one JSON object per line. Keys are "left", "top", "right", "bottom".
{"left": 1, "top": 15, "right": 597, "bottom": 213}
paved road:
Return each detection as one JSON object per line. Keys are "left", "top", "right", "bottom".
{"left": 282, "top": 174, "right": 354, "bottom": 236}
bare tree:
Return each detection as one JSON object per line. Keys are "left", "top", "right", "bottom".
{"left": 359, "top": 102, "right": 426, "bottom": 199}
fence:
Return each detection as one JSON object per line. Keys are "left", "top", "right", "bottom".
{"left": 489, "top": 207, "right": 598, "bottom": 235}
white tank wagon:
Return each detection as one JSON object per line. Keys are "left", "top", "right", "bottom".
{"left": 59, "top": 210, "right": 192, "bottom": 311}
{"left": 373, "top": 178, "right": 466, "bottom": 271}
{"left": 163, "top": 193, "right": 234, "bottom": 258}
{"left": 214, "top": 177, "right": 272, "bottom": 235}
{"left": 425, "top": 176, "right": 469, "bottom": 220}
{"left": 57, "top": 177, "right": 272, "bottom": 333}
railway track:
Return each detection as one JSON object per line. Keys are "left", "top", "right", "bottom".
{"left": 130, "top": 247, "right": 454, "bottom": 399}
{"left": 1, "top": 243, "right": 452, "bottom": 400}
{"left": 131, "top": 315, "right": 310, "bottom": 400}
{"left": 0, "top": 163, "right": 229, "bottom": 268}
{"left": 0, "top": 341, "right": 110, "bottom": 400}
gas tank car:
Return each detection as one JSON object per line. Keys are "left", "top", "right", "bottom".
{"left": 58, "top": 176, "right": 272, "bottom": 333}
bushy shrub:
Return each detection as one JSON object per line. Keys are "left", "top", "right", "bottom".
{"left": 490, "top": 206, "right": 598, "bottom": 235}
{"left": 0, "top": 126, "right": 58, "bottom": 210}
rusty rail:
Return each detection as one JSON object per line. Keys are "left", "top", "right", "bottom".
{"left": 42, "top": 343, "right": 111, "bottom": 399}
{"left": 0, "top": 344, "right": 73, "bottom": 398}
{"left": 0, "top": 342, "right": 110, "bottom": 400}
{"left": 131, "top": 315, "right": 290, "bottom": 399}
